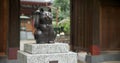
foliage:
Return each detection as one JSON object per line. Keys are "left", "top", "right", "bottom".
{"left": 52, "top": 0, "right": 70, "bottom": 35}
{"left": 58, "top": 17, "right": 70, "bottom": 34}
{"left": 52, "top": 0, "right": 70, "bottom": 21}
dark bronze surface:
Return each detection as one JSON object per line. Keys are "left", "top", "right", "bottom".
{"left": 33, "top": 8, "right": 56, "bottom": 44}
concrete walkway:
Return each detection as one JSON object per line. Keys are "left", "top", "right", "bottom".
{"left": 101, "top": 61, "right": 120, "bottom": 63}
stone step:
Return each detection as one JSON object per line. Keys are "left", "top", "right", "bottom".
{"left": 24, "top": 43, "right": 70, "bottom": 54}
{"left": 18, "top": 51, "right": 77, "bottom": 63}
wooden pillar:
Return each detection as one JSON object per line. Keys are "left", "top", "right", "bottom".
{"left": 70, "top": 0, "right": 100, "bottom": 53}
{"left": 8, "top": 0, "right": 20, "bottom": 59}
{"left": 0, "top": 0, "right": 9, "bottom": 56}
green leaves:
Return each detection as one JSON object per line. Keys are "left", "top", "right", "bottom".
{"left": 52, "top": 0, "right": 70, "bottom": 35}
{"left": 52, "top": 0, "right": 70, "bottom": 20}
{"left": 58, "top": 17, "right": 70, "bottom": 34}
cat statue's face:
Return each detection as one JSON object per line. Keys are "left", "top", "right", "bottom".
{"left": 34, "top": 8, "right": 53, "bottom": 24}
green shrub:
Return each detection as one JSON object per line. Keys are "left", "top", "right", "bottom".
{"left": 58, "top": 17, "right": 70, "bottom": 35}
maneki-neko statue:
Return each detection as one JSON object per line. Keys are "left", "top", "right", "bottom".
{"left": 33, "top": 8, "right": 56, "bottom": 44}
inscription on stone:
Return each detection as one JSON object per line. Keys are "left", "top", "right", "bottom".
{"left": 49, "top": 61, "right": 58, "bottom": 63}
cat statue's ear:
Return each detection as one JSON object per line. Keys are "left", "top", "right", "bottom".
{"left": 48, "top": 8, "right": 51, "bottom": 12}
{"left": 40, "top": 8, "right": 44, "bottom": 12}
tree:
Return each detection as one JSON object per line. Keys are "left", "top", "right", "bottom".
{"left": 52, "top": 0, "right": 70, "bottom": 21}
{"left": 52, "top": 0, "right": 70, "bottom": 35}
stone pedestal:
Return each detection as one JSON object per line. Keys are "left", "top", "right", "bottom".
{"left": 18, "top": 43, "right": 77, "bottom": 63}
{"left": 24, "top": 43, "right": 69, "bottom": 54}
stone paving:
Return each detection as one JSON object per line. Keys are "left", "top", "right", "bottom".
{"left": 1, "top": 38, "right": 120, "bottom": 63}
{"left": 100, "top": 61, "right": 120, "bottom": 63}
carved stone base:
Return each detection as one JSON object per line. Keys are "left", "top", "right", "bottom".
{"left": 24, "top": 43, "right": 69, "bottom": 54}
{"left": 18, "top": 51, "right": 77, "bottom": 63}
{"left": 18, "top": 43, "right": 77, "bottom": 63}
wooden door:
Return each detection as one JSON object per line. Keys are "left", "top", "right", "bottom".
{"left": 100, "top": 6, "right": 120, "bottom": 50}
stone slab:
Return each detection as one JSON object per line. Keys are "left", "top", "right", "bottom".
{"left": 20, "top": 40, "right": 36, "bottom": 51}
{"left": 24, "top": 43, "right": 69, "bottom": 54}
{"left": 18, "top": 51, "right": 77, "bottom": 63}
{"left": 101, "top": 61, "right": 120, "bottom": 63}
{"left": 86, "top": 53, "right": 120, "bottom": 63}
